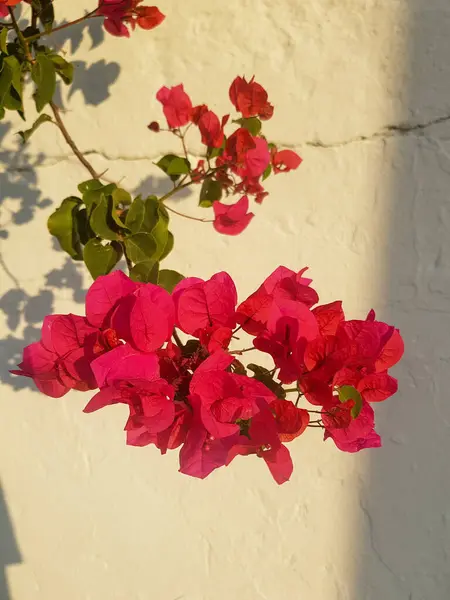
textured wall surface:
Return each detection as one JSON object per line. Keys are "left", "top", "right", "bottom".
{"left": 1, "top": 1, "right": 450, "bottom": 599}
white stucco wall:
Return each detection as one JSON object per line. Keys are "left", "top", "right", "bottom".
{"left": 1, "top": 1, "right": 450, "bottom": 599}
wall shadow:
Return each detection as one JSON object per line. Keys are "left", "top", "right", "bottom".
{"left": 0, "top": 10, "right": 119, "bottom": 394}
{"left": 354, "top": 2, "right": 450, "bottom": 599}
{"left": 0, "top": 484, "right": 21, "bottom": 600}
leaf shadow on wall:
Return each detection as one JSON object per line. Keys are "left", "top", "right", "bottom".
{"left": 19, "top": 12, "right": 120, "bottom": 107}
{"left": 0, "top": 484, "right": 21, "bottom": 600}
{"left": 0, "top": 14, "right": 120, "bottom": 392}
{"left": 0, "top": 117, "right": 194, "bottom": 393}
{"left": 352, "top": 2, "right": 450, "bottom": 599}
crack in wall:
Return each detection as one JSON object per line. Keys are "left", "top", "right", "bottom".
{"left": 5, "top": 114, "right": 450, "bottom": 173}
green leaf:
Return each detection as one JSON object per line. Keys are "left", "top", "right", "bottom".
{"left": 31, "top": 53, "right": 56, "bottom": 112}
{"left": 262, "top": 163, "right": 272, "bottom": 181}
{"left": 75, "top": 207, "right": 94, "bottom": 245}
{"left": 160, "top": 231, "right": 174, "bottom": 260}
{"left": 0, "top": 28, "right": 8, "bottom": 55}
{"left": 18, "top": 113, "right": 52, "bottom": 144}
{"left": 83, "top": 239, "right": 122, "bottom": 280}
{"left": 0, "top": 56, "right": 14, "bottom": 107}
{"left": 158, "top": 269, "right": 185, "bottom": 293}
{"left": 234, "top": 117, "right": 262, "bottom": 136}
{"left": 112, "top": 187, "right": 132, "bottom": 206}
{"left": 49, "top": 54, "right": 74, "bottom": 85}
{"left": 151, "top": 205, "right": 169, "bottom": 259}
{"left": 89, "top": 195, "right": 121, "bottom": 241}
{"left": 125, "top": 196, "right": 145, "bottom": 234}
{"left": 141, "top": 196, "right": 159, "bottom": 232}
{"left": 338, "top": 385, "right": 363, "bottom": 419}
{"left": 0, "top": 56, "right": 22, "bottom": 112}
{"left": 199, "top": 178, "right": 222, "bottom": 207}
{"left": 124, "top": 233, "right": 157, "bottom": 264}
{"left": 130, "top": 260, "right": 159, "bottom": 284}
{"left": 78, "top": 179, "right": 103, "bottom": 194}
{"left": 247, "top": 364, "right": 286, "bottom": 399}
{"left": 82, "top": 183, "right": 116, "bottom": 215}
{"left": 39, "top": 0, "right": 55, "bottom": 32}
{"left": 156, "top": 154, "right": 190, "bottom": 181}
{"left": 47, "top": 197, "right": 82, "bottom": 260}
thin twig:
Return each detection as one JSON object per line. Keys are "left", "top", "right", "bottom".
{"left": 164, "top": 203, "right": 213, "bottom": 223}
{"left": 229, "top": 347, "right": 255, "bottom": 355}
{"left": 25, "top": 9, "right": 102, "bottom": 43}
{"left": 50, "top": 101, "right": 100, "bottom": 179}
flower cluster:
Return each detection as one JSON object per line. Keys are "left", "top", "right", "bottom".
{"left": 97, "top": 1, "right": 165, "bottom": 37}
{"left": 13, "top": 267, "right": 403, "bottom": 484}
{"left": 152, "top": 77, "right": 302, "bottom": 234}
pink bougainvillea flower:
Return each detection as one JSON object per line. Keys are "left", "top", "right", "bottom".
{"left": 179, "top": 422, "right": 239, "bottom": 480}
{"left": 254, "top": 302, "right": 319, "bottom": 383}
{"left": 114, "top": 283, "right": 175, "bottom": 352}
{"left": 357, "top": 371, "right": 398, "bottom": 403}
{"left": 197, "top": 110, "right": 225, "bottom": 148}
{"left": 322, "top": 400, "right": 381, "bottom": 453}
{"left": 227, "top": 400, "right": 293, "bottom": 484}
{"left": 11, "top": 342, "right": 69, "bottom": 398}
{"left": 85, "top": 377, "right": 175, "bottom": 435}
{"left": 213, "top": 196, "right": 254, "bottom": 236}
{"left": 85, "top": 270, "right": 139, "bottom": 329}
{"left": 86, "top": 271, "right": 175, "bottom": 353}
{"left": 335, "top": 316, "right": 404, "bottom": 372}
{"left": 98, "top": 1, "right": 165, "bottom": 37}
{"left": 127, "top": 402, "right": 191, "bottom": 453}
{"left": 178, "top": 395, "right": 239, "bottom": 479}
{"left": 237, "top": 137, "right": 271, "bottom": 180}
{"left": 198, "top": 325, "right": 233, "bottom": 352}
{"left": 173, "top": 272, "right": 237, "bottom": 337}
{"left": 134, "top": 5, "right": 165, "bottom": 30}
{"left": 224, "top": 127, "right": 256, "bottom": 164}
{"left": 229, "top": 76, "right": 274, "bottom": 121}
{"left": 271, "top": 149, "right": 303, "bottom": 173}
{"left": 270, "top": 399, "right": 310, "bottom": 442}
{"left": 11, "top": 314, "right": 104, "bottom": 397}
{"left": 90, "top": 343, "right": 160, "bottom": 389}
{"left": 191, "top": 104, "right": 209, "bottom": 125}
{"left": 189, "top": 350, "right": 275, "bottom": 438}
{"left": 312, "top": 301, "right": 345, "bottom": 336}
{"left": 156, "top": 84, "right": 193, "bottom": 129}
{"left": 236, "top": 266, "right": 318, "bottom": 335}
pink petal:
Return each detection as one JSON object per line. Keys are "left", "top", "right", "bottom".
{"left": 86, "top": 271, "right": 138, "bottom": 328}
{"left": 91, "top": 344, "right": 160, "bottom": 388}
{"left": 129, "top": 284, "right": 175, "bottom": 352}
{"left": 312, "top": 301, "right": 345, "bottom": 336}
{"left": 103, "top": 17, "right": 130, "bottom": 37}
{"left": 41, "top": 314, "right": 97, "bottom": 356}
{"left": 83, "top": 387, "right": 121, "bottom": 413}
{"left": 176, "top": 272, "right": 237, "bottom": 335}
{"left": 263, "top": 444, "right": 293, "bottom": 485}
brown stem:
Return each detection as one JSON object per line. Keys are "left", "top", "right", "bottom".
{"left": 25, "top": 10, "right": 102, "bottom": 43}
{"left": 50, "top": 101, "right": 100, "bottom": 179}
{"left": 164, "top": 204, "right": 213, "bottom": 223}
{"left": 229, "top": 347, "right": 255, "bottom": 355}
{"left": 8, "top": 7, "right": 33, "bottom": 61}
